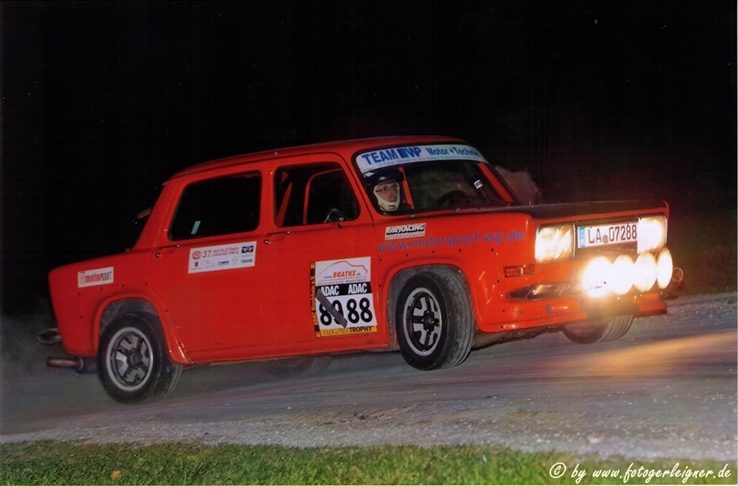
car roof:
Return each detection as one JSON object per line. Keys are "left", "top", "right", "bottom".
{"left": 168, "top": 135, "right": 466, "bottom": 180}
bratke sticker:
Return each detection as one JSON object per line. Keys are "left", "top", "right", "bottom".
{"left": 311, "top": 257, "right": 377, "bottom": 337}
{"left": 188, "top": 241, "right": 256, "bottom": 274}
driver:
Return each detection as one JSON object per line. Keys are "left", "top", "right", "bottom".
{"left": 373, "top": 179, "right": 402, "bottom": 212}
{"left": 365, "top": 170, "right": 409, "bottom": 212}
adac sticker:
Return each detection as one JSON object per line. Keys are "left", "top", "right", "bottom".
{"left": 385, "top": 223, "right": 426, "bottom": 240}
{"left": 78, "top": 267, "right": 114, "bottom": 288}
{"left": 189, "top": 241, "right": 256, "bottom": 274}
{"left": 310, "top": 257, "right": 377, "bottom": 337}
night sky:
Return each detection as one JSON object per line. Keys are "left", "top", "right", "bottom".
{"left": 2, "top": 1, "right": 736, "bottom": 312}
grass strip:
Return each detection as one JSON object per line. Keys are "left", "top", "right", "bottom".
{"left": 1, "top": 442, "right": 735, "bottom": 485}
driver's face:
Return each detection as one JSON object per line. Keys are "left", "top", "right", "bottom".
{"left": 374, "top": 180, "right": 400, "bottom": 203}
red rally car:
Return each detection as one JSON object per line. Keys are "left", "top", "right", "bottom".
{"left": 48, "top": 136, "right": 682, "bottom": 403}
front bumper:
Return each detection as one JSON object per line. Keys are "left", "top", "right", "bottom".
{"left": 488, "top": 291, "right": 666, "bottom": 332}
{"left": 486, "top": 247, "right": 683, "bottom": 333}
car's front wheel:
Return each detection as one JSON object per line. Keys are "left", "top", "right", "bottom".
{"left": 562, "top": 314, "right": 634, "bottom": 344}
{"left": 396, "top": 269, "right": 475, "bottom": 370}
{"left": 98, "top": 312, "right": 182, "bottom": 404}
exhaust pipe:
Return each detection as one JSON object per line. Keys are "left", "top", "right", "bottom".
{"left": 47, "top": 356, "right": 97, "bottom": 374}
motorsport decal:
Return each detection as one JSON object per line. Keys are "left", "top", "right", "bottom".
{"left": 385, "top": 223, "right": 426, "bottom": 240}
{"left": 310, "top": 257, "right": 377, "bottom": 337}
{"left": 378, "top": 229, "right": 526, "bottom": 252}
{"left": 188, "top": 241, "right": 256, "bottom": 274}
{"left": 356, "top": 144, "right": 487, "bottom": 173}
{"left": 78, "top": 267, "right": 114, "bottom": 288}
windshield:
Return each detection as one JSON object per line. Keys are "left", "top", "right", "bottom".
{"left": 355, "top": 144, "right": 513, "bottom": 214}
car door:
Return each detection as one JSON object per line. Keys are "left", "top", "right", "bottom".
{"left": 258, "top": 157, "right": 388, "bottom": 357}
{"left": 148, "top": 169, "right": 266, "bottom": 362}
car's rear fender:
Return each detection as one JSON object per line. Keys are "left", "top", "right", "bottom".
{"left": 95, "top": 294, "right": 193, "bottom": 366}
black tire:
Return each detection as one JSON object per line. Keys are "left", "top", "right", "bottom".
{"left": 562, "top": 314, "right": 634, "bottom": 344}
{"left": 98, "top": 312, "right": 182, "bottom": 404}
{"left": 396, "top": 269, "right": 475, "bottom": 370}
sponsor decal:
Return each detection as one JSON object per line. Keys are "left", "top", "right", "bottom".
{"left": 78, "top": 267, "right": 114, "bottom": 288}
{"left": 356, "top": 144, "right": 486, "bottom": 173}
{"left": 377, "top": 229, "right": 526, "bottom": 252}
{"left": 311, "top": 257, "right": 377, "bottom": 337}
{"left": 314, "top": 257, "right": 371, "bottom": 285}
{"left": 188, "top": 241, "right": 256, "bottom": 274}
{"left": 385, "top": 223, "right": 426, "bottom": 240}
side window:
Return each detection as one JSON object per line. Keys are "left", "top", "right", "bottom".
{"left": 169, "top": 172, "right": 261, "bottom": 240}
{"left": 274, "top": 163, "right": 360, "bottom": 227}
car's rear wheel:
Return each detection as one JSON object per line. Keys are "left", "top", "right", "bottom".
{"left": 98, "top": 312, "right": 182, "bottom": 404}
{"left": 562, "top": 314, "right": 634, "bottom": 344}
{"left": 396, "top": 269, "right": 474, "bottom": 370}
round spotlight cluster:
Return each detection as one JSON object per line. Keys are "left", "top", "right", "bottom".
{"left": 581, "top": 248, "right": 673, "bottom": 297}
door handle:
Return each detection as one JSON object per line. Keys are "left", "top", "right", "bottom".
{"left": 154, "top": 246, "right": 179, "bottom": 258}
{"left": 264, "top": 231, "right": 289, "bottom": 245}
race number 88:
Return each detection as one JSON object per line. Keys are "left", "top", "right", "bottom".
{"left": 319, "top": 298, "right": 373, "bottom": 326}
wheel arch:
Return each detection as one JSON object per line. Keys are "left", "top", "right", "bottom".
{"left": 98, "top": 297, "right": 192, "bottom": 365}
{"left": 384, "top": 263, "right": 476, "bottom": 346}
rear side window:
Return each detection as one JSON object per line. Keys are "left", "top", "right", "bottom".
{"left": 169, "top": 173, "right": 261, "bottom": 240}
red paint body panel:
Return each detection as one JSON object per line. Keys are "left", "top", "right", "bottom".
{"left": 48, "top": 136, "right": 671, "bottom": 366}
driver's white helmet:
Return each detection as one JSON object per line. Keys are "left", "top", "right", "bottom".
{"left": 373, "top": 179, "right": 401, "bottom": 212}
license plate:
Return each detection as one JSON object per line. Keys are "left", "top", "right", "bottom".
{"left": 577, "top": 222, "right": 637, "bottom": 248}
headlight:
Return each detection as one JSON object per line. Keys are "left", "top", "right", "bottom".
{"left": 637, "top": 215, "right": 667, "bottom": 253}
{"left": 581, "top": 256, "right": 612, "bottom": 297}
{"left": 610, "top": 255, "right": 634, "bottom": 295}
{"left": 656, "top": 247, "right": 674, "bottom": 289}
{"left": 535, "top": 224, "right": 574, "bottom": 263}
{"left": 633, "top": 252, "right": 657, "bottom": 292}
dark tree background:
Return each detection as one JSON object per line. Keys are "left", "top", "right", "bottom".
{"left": 2, "top": 1, "right": 735, "bottom": 312}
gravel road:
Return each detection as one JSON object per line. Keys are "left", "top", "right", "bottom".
{"left": 1, "top": 293, "right": 736, "bottom": 462}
